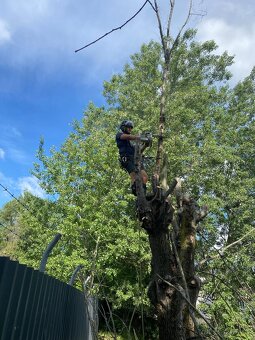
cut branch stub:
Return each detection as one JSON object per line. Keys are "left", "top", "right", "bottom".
{"left": 134, "top": 140, "right": 175, "bottom": 233}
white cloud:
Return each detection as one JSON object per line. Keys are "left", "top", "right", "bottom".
{"left": 18, "top": 175, "right": 45, "bottom": 198}
{"left": 0, "top": 171, "right": 14, "bottom": 189}
{"left": 0, "top": 0, "right": 157, "bottom": 80}
{"left": 197, "top": 10, "right": 255, "bottom": 82}
{"left": 0, "top": 148, "right": 5, "bottom": 159}
{"left": 0, "top": 125, "right": 22, "bottom": 140}
{"left": 8, "top": 147, "right": 30, "bottom": 164}
{"left": 0, "top": 0, "right": 254, "bottom": 85}
{"left": 0, "top": 142, "right": 29, "bottom": 165}
{"left": 0, "top": 19, "right": 11, "bottom": 45}
{"left": 8, "top": 127, "right": 22, "bottom": 138}
{"left": 0, "top": 173, "right": 46, "bottom": 207}
{"left": 0, "top": 172, "right": 17, "bottom": 206}
{"left": 0, "top": 125, "right": 31, "bottom": 164}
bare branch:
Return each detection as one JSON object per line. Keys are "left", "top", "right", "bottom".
{"left": 153, "top": 0, "right": 167, "bottom": 53}
{"left": 87, "top": 236, "right": 100, "bottom": 290}
{"left": 177, "top": 0, "right": 193, "bottom": 38}
{"left": 147, "top": 0, "right": 156, "bottom": 11}
{"left": 166, "top": 0, "right": 175, "bottom": 39}
{"left": 191, "top": 10, "right": 207, "bottom": 17}
{"left": 169, "top": 0, "right": 193, "bottom": 57}
{"left": 221, "top": 228, "right": 255, "bottom": 252}
{"left": 170, "top": 232, "right": 202, "bottom": 337}
{"left": 199, "top": 270, "right": 255, "bottom": 318}
{"left": 157, "top": 275, "right": 224, "bottom": 340}
{"left": 163, "top": 178, "right": 178, "bottom": 198}
{"left": 195, "top": 205, "right": 208, "bottom": 222}
{"left": 199, "top": 228, "right": 255, "bottom": 266}
{"left": 75, "top": 0, "right": 150, "bottom": 53}
{"left": 170, "top": 233, "right": 188, "bottom": 293}
{"left": 0, "top": 220, "right": 20, "bottom": 238}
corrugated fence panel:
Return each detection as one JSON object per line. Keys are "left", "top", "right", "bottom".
{"left": 0, "top": 257, "right": 95, "bottom": 340}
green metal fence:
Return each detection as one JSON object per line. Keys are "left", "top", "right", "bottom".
{"left": 0, "top": 257, "right": 94, "bottom": 340}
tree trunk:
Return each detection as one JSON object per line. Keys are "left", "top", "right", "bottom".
{"left": 135, "top": 142, "right": 205, "bottom": 339}
{"left": 134, "top": 3, "right": 205, "bottom": 336}
{"left": 144, "top": 194, "right": 203, "bottom": 339}
{"left": 147, "top": 228, "right": 185, "bottom": 340}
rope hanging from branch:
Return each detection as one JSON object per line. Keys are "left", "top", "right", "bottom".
{"left": 75, "top": 0, "right": 152, "bottom": 53}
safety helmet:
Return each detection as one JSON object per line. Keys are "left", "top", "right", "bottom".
{"left": 120, "top": 120, "right": 134, "bottom": 132}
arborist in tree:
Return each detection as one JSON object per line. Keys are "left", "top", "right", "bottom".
{"left": 116, "top": 120, "right": 149, "bottom": 195}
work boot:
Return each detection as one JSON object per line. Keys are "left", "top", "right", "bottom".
{"left": 140, "top": 210, "right": 152, "bottom": 231}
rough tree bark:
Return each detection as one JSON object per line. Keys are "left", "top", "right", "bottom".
{"left": 134, "top": 1, "right": 208, "bottom": 339}
{"left": 135, "top": 139, "right": 207, "bottom": 339}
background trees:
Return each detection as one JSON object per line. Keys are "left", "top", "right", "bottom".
{"left": 0, "top": 29, "right": 254, "bottom": 338}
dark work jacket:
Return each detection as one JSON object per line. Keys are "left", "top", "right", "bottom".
{"left": 116, "top": 132, "right": 135, "bottom": 157}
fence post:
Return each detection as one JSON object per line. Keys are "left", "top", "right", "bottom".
{"left": 68, "top": 265, "right": 83, "bottom": 286}
{"left": 39, "top": 233, "right": 62, "bottom": 273}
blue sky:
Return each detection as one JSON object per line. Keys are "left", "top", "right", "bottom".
{"left": 0, "top": 0, "right": 254, "bottom": 207}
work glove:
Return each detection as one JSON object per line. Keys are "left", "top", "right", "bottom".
{"left": 140, "top": 132, "right": 152, "bottom": 147}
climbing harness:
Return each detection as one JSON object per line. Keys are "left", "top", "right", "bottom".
{"left": 119, "top": 155, "right": 128, "bottom": 165}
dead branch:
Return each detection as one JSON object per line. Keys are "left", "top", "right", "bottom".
{"left": 198, "top": 228, "right": 255, "bottom": 266}
{"left": 153, "top": 0, "right": 167, "bottom": 54}
{"left": 75, "top": 0, "right": 150, "bottom": 52}
{"left": 164, "top": 178, "right": 178, "bottom": 198}
{"left": 170, "top": 232, "right": 188, "bottom": 296}
{"left": 85, "top": 236, "right": 100, "bottom": 290}
{"left": 199, "top": 270, "right": 255, "bottom": 317}
{"left": 157, "top": 275, "right": 224, "bottom": 340}
{"left": 166, "top": 0, "right": 175, "bottom": 39}
{"left": 169, "top": 0, "right": 193, "bottom": 58}
{"left": 195, "top": 206, "right": 208, "bottom": 222}
{"left": 147, "top": 0, "right": 156, "bottom": 12}
{"left": 170, "top": 232, "right": 202, "bottom": 337}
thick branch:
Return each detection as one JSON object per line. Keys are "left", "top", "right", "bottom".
{"left": 164, "top": 178, "right": 178, "bottom": 198}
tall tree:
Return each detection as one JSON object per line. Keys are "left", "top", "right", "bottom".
{"left": 29, "top": 33, "right": 254, "bottom": 337}
{"left": 103, "top": 21, "right": 254, "bottom": 337}
{"left": 3, "top": 4, "right": 254, "bottom": 336}
{"left": 131, "top": 2, "right": 210, "bottom": 337}
{"left": 0, "top": 199, "right": 21, "bottom": 257}
{"left": 103, "top": 0, "right": 238, "bottom": 336}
